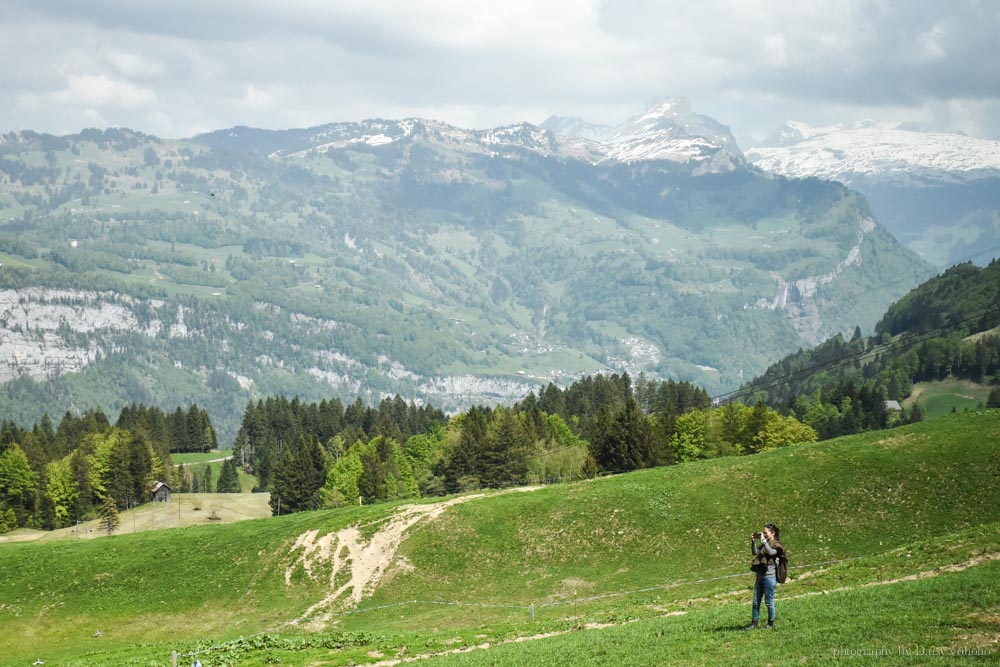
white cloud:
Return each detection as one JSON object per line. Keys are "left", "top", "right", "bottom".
{"left": 48, "top": 73, "right": 156, "bottom": 108}
{"left": 0, "top": 0, "right": 997, "bottom": 140}
{"left": 236, "top": 84, "right": 276, "bottom": 110}
{"left": 101, "top": 49, "right": 167, "bottom": 79}
{"left": 81, "top": 108, "right": 109, "bottom": 128}
{"left": 146, "top": 110, "right": 175, "bottom": 136}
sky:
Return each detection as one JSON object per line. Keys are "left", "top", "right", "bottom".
{"left": 3, "top": 0, "right": 999, "bottom": 146}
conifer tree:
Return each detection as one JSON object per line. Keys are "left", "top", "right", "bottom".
{"left": 201, "top": 463, "right": 213, "bottom": 493}
{"left": 99, "top": 495, "right": 120, "bottom": 536}
{"left": 216, "top": 458, "right": 240, "bottom": 493}
{"left": 988, "top": 387, "right": 1000, "bottom": 409}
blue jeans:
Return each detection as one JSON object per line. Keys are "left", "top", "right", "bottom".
{"left": 752, "top": 574, "right": 776, "bottom": 623}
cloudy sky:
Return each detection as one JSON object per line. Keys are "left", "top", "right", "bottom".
{"left": 3, "top": 0, "right": 999, "bottom": 145}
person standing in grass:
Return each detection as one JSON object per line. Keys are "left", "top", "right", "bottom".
{"left": 745, "top": 523, "right": 784, "bottom": 629}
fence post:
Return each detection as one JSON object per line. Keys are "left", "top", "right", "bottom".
{"left": 171, "top": 650, "right": 177, "bottom": 667}
{"left": 530, "top": 603, "right": 535, "bottom": 622}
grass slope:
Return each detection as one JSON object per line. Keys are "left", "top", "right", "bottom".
{"left": 0, "top": 410, "right": 997, "bottom": 665}
{"left": 904, "top": 378, "right": 993, "bottom": 419}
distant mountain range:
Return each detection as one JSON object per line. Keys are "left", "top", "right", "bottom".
{"left": 0, "top": 100, "right": 929, "bottom": 442}
{"left": 747, "top": 121, "right": 1000, "bottom": 266}
{"left": 541, "top": 97, "right": 745, "bottom": 173}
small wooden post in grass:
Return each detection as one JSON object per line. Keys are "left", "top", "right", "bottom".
{"left": 530, "top": 603, "right": 535, "bottom": 621}
{"left": 171, "top": 650, "right": 177, "bottom": 667}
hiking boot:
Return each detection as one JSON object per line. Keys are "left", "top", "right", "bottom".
{"left": 763, "top": 621, "right": 775, "bottom": 629}
{"left": 742, "top": 621, "right": 759, "bottom": 630}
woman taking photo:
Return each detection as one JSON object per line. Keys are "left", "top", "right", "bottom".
{"left": 745, "top": 523, "right": 784, "bottom": 629}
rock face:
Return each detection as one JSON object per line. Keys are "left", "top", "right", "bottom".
{"left": 0, "top": 289, "right": 154, "bottom": 383}
{"left": 0, "top": 287, "right": 538, "bottom": 413}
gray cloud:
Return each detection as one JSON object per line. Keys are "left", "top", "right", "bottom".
{"left": 1, "top": 1, "right": 998, "bottom": 142}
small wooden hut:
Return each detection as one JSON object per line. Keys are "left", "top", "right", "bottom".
{"left": 150, "top": 481, "right": 172, "bottom": 503}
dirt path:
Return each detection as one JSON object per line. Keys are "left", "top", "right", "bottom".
{"left": 285, "top": 488, "right": 540, "bottom": 627}
{"left": 177, "top": 456, "right": 231, "bottom": 466}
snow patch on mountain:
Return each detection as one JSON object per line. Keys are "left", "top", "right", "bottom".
{"left": 748, "top": 121, "right": 1000, "bottom": 186}
{"left": 277, "top": 98, "right": 745, "bottom": 172}
{"left": 540, "top": 115, "right": 617, "bottom": 142}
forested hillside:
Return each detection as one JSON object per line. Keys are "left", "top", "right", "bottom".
{"left": 739, "top": 259, "right": 1000, "bottom": 435}
{"left": 0, "top": 123, "right": 928, "bottom": 441}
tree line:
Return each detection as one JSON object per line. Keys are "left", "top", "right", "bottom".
{"left": 243, "top": 374, "right": 816, "bottom": 516}
{"left": 2, "top": 371, "right": 857, "bottom": 530}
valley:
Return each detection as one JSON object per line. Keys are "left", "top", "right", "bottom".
{"left": 0, "top": 106, "right": 930, "bottom": 441}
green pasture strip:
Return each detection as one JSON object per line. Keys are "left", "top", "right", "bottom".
{"left": 911, "top": 379, "right": 993, "bottom": 419}
{"left": 0, "top": 503, "right": 402, "bottom": 666}
{"left": 358, "top": 411, "right": 999, "bottom": 616}
{"left": 171, "top": 451, "right": 231, "bottom": 465}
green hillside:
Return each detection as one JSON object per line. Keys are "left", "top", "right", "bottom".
{"left": 0, "top": 409, "right": 997, "bottom": 666}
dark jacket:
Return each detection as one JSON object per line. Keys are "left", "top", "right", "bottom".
{"left": 751, "top": 538, "right": 784, "bottom": 575}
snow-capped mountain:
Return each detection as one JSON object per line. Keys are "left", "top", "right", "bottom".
{"left": 542, "top": 98, "right": 746, "bottom": 173}
{"left": 197, "top": 117, "right": 607, "bottom": 163}
{"left": 748, "top": 120, "right": 1000, "bottom": 186}
{"left": 198, "top": 98, "right": 745, "bottom": 174}
{"left": 540, "top": 115, "right": 616, "bottom": 142}
{"left": 747, "top": 121, "right": 1000, "bottom": 267}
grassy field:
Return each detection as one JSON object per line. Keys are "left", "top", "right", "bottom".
{"left": 170, "top": 451, "right": 232, "bottom": 465}
{"left": 904, "top": 378, "right": 993, "bottom": 419}
{"left": 0, "top": 410, "right": 997, "bottom": 666}
{"left": 0, "top": 493, "right": 272, "bottom": 544}
{"left": 170, "top": 452, "right": 257, "bottom": 492}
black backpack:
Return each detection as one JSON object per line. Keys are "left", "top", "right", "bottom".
{"left": 775, "top": 547, "right": 789, "bottom": 584}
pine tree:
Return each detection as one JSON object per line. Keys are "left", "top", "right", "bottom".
{"left": 201, "top": 463, "right": 213, "bottom": 493}
{"left": 216, "top": 458, "right": 240, "bottom": 493}
{"left": 988, "top": 388, "right": 1000, "bottom": 409}
{"left": 99, "top": 495, "right": 120, "bottom": 536}
{"left": 269, "top": 437, "right": 325, "bottom": 514}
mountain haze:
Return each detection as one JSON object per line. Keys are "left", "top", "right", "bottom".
{"left": 0, "top": 103, "right": 928, "bottom": 441}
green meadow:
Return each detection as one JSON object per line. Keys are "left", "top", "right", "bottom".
{"left": 905, "top": 379, "right": 993, "bottom": 419}
{"left": 0, "top": 410, "right": 997, "bottom": 666}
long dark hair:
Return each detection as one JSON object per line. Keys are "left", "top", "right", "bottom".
{"left": 765, "top": 523, "right": 780, "bottom": 541}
